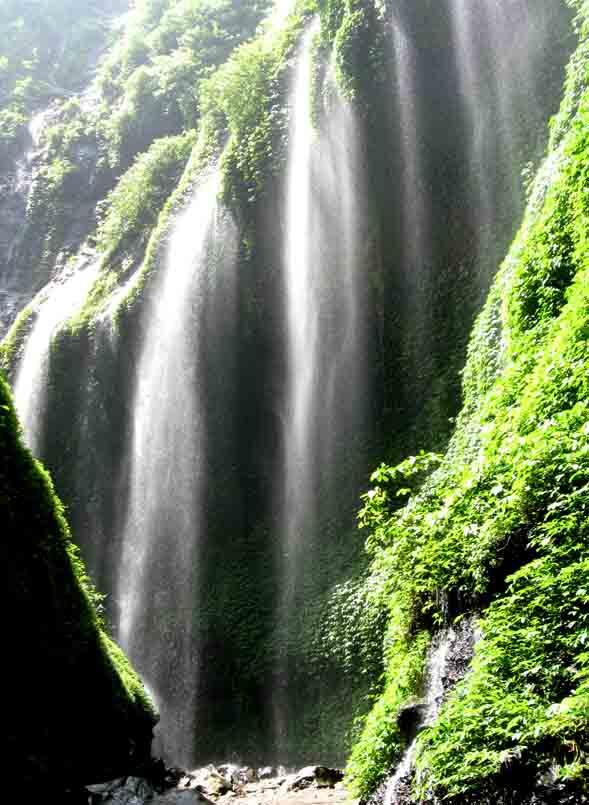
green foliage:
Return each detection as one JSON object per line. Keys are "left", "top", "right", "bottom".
{"left": 0, "top": 305, "right": 34, "bottom": 376}
{"left": 97, "top": 131, "right": 195, "bottom": 256}
{"left": 95, "top": 0, "right": 271, "bottom": 167}
{"left": 346, "top": 5, "right": 589, "bottom": 799}
{"left": 201, "top": 2, "right": 308, "bottom": 216}
{"left": 0, "top": 372, "right": 156, "bottom": 787}
{"left": 331, "top": 0, "right": 385, "bottom": 104}
{"left": 358, "top": 452, "right": 442, "bottom": 540}
{"left": 347, "top": 614, "right": 430, "bottom": 795}
{"left": 0, "top": 0, "right": 125, "bottom": 161}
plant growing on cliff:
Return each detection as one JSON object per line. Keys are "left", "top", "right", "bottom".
{"left": 346, "top": 2, "right": 589, "bottom": 798}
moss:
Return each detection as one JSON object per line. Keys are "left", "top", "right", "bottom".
{"left": 0, "top": 373, "right": 156, "bottom": 789}
{"left": 200, "top": 0, "right": 311, "bottom": 225}
{"left": 346, "top": 4, "right": 589, "bottom": 799}
{"left": 0, "top": 305, "right": 34, "bottom": 376}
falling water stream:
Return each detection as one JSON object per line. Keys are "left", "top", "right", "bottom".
{"left": 118, "top": 167, "right": 237, "bottom": 766}
{"left": 13, "top": 258, "right": 99, "bottom": 454}
{"left": 383, "top": 619, "right": 477, "bottom": 805}
{"left": 449, "top": 0, "right": 556, "bottom": 289}
{"left": 392, "top": 21, "right": 430, "bottom": 281}
{"left": 2, "top": 0, "right": 573, "bottom": 768}
{"left": 277, "top": 21, "right": 368, "bottom": 748}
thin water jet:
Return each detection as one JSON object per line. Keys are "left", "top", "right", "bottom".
{"left": 383, "top": 618, "right": 477, "bottom": 805}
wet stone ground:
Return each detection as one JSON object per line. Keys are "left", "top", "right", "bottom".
{"left": 84, "top": 764, "right": 358, "bottom": 805}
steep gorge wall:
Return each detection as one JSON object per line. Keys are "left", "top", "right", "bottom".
{"left": 0, "top": 0, "right": 579, "bottom": 775}
{"left": 0, "top": 373, "right": 156, "bottom": 791}
{"left": 348, "top": 2, "right": 589, "bottom": 801}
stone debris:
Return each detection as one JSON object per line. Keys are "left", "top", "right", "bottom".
{"left": 286, "top": 767, "right": 345, "bottom": 791}
{"left": 83, "top": 764, "right": 354, "bottom": 805}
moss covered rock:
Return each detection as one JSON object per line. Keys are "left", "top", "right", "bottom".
{"left": 0, "top": 373, "right": 156, "bottom": 790}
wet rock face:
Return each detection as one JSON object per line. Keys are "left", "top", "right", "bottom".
{"left": 0, "top": 103, "right": 107, "bottom": 339}
{"left": 363, "top": 617, "right": 478, "bottom": 805}
{"left": 0, "top": 139, "right": 33, "bottom": 334}
{"left": 435, "top": 616, "right": 478, "bottom": 699}
{"left": 396, "top": 702, "right": 427, "bottom": 743}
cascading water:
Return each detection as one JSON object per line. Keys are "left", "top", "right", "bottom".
{"left": 383, "top": 618, "right": 477, "bottom": 805}
{"left": 118, "top": 167, "right": 237, "bottom": 767}
{"left": 392, "top": 22, "right": 430, "bottom": 284}
{"left": 449, "top": 0, "right": 559, "bottom": 291}
{"left": 281, "top": 20, "right": 318, "bottom": 611}
{"left": 13, "top": 257, "right": 99, "bottom": 454}
{"left": 275, "top": 21, "right": 320, "bottom": 750}
{"left": 276, "top": 22, "right": 369, "bottom": 749}
{"left": 390, "top": 19, "right": 433, "bottom": 386}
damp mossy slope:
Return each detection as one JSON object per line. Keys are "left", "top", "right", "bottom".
{"left": 0, "top": 372, "right": 156, "bottom": 789}
{"left": 346, "top": 1, "right": 589, "bottom": 801}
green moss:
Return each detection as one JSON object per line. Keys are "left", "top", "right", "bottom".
{"left": 0, "top": 372, "right": 156, "bottom": 787}
{"left": 346, "top": 4, "right": 589, "bottom": 799}
{"left": 110, "top": 119, "right": 224, "bottom": 327}
{"left": 64, "top": 132, "right": 196, "bottom": 330}
{"left": 347, "top": 609, "right": 430, "bottom": 796}
{"left": 0, "top": 304, "right": 34, "bottom": 375}
{"left": 200, "top": 0, "right": 310, "bottom": 222}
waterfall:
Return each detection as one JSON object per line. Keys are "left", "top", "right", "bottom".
{"left": 384, "top": 619, "right": 477, "bottom": 805}
{"left": 275, "top": 21, "right": 318, "bottom": 750}
{"left": 392, "top": 22, "right": 430, "bottom": 282}
{"left": 118, "top": 168, "right": 237, "bottom": 767}
{"left": 13, "top": 258, "right": 99, "bottom": 454}
{"left": 449, "top": 0, "right": 555, "bottom": 290}
{"left": 390, "top": 20, "right": 433, "bottom": 388}
{"left": 277, "top": 22, "right": 368, "bottom": 749}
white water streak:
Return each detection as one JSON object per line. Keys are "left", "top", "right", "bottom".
{"left": 118, "top": 168, "right": 228, "bottom": 766}
{"left": 450, "top": 0, "right": 549, "bottom": 288}
{"left": 13, "top": 260, "right": 99, "bottom": 454}
{"left": 384, "top": 630, "right": 455, "bottom": 805}
{"left": 283, "top": 21, "right": 320, "bottom": 586}
{"left": 392, "top": 22, "right": 430, "bottom": 277}
{"left": 277, "top": 20, "right": 367, "bottom": 748}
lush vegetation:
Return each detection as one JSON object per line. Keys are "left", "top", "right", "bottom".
{"left": 346, "top": 2, "right": 589, "bottom": 799}
{"left": 0, "top": 372, "right": 156, "bottom": 789}
{"left": 1, "top": 0, "right": 585, "bottom": 788}
{"left": 0, "top": 0, "right": 127, "bottom": 164}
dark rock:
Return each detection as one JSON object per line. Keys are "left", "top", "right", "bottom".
{"left": 86, "top": 775, "right": 156, "bottom": 804}
{"left": 289, "top": 766, "right": 344, "bottom": 790}
{"left": 396, "top": 701, "right": 427, "bottom": 742}
{"left": 153, "top": 791, "right": 216, "bottom": 805}
{"left": 163, "top": 767, "right": 187, "bottom": 789}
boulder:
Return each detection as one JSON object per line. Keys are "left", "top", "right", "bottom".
{"left": 86, "top": 776, "right": 155, "bottom": 804}
{"left": 153, "top": 791, "right": 217, "bottom": 805}
{"left": 181, "top": 767, "right": 232, "bottom": 798}
{"left": 288, "top": 766, "right": 344, "bottom": 790}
